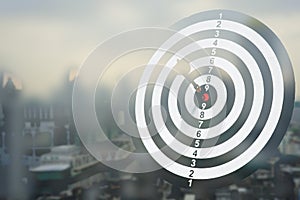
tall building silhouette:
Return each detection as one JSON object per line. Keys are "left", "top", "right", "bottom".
{"left": 0, "top": 72, "right": 23, "bottom": 154}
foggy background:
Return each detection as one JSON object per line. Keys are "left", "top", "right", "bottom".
{"left": 0, "top": 0, "right": 299, "bottom": 100}
{"left": 0, "top": 1, "right": 299, "bottom": 200}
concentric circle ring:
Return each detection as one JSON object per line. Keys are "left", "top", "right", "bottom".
{"left": 135, "top": 16, "right": 284, "bottom": 179}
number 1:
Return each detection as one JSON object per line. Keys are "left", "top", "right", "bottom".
{"left": 219, "top": 13, "right": 223, "bottom": 19}
{"left": 188, "top": 179, "right": 193, "bottom": 187}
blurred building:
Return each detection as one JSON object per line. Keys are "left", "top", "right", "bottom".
{"left": 22, "top": 69, "right": 79, "bottom": 165}
{"left": 23, "top": 102, "right": 55, "bottom": 161}
{"left": 291, "top": 102, "right": 300, "bottom": 125}
{"left": 0, "top": 69, "right": 79, "bottom": 167}
{"left": 279, "top": 102, "right": 300, "bottom": 156}
{"left": 0, "top": 72, "right": 23, "bottom": 162}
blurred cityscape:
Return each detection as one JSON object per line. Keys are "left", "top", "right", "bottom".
{"left": 0, "top": 69, "right": 299, "bottom": 200}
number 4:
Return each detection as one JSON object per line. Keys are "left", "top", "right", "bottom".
{"left": 213, "top": 39, "right": 218, "bottom": 46}
{"left": 193, "top": 150, "right": 198, "bottom": 157}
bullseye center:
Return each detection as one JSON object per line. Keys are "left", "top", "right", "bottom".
{"left": 202, "top": 93, "right": 210, "bottom": 102}
{"left": 194, "top": 85, "right": 217, "bottom": 109}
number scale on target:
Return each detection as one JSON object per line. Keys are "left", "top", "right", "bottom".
{"left": 73, "top": 9, "right": 295, "bottom": 191}
{"left": 135, "top": 10, "right": 294, "bottom": 188}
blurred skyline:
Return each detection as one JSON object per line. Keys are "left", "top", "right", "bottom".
{"left": 0, "top": 0, "right": 299, "bottom": 100}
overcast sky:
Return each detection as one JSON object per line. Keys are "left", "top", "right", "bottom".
{"left": 0, "top": 0, "right": 299, "bottom": 100}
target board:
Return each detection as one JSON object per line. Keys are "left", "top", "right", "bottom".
{"left": 72, "top": 10, "right": 295, "bottom": 189}
{"left": 135, "top": 10, "right": 295, "bottom": 187}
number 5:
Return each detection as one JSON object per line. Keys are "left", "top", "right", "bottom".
{"left": 194, "top": 140, "right": 200, "bottom": 147}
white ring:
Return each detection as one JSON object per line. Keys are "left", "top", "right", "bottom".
{"left": 156, "top": 56, "right": 250, "bottom": 158}
{"left": 152, "top": 39, "right": 263, "bottom": 164}
{"left": 135, "top": 19, "right": 283, "bottom": 179}
{"left": 167, "top": 57, "right": 244, "bottom": 139}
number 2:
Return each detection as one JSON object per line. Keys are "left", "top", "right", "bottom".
{"left": 189, "top": 170, "right": 194, "bottom": 177}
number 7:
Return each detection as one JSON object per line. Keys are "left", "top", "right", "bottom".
{"left": 198, "top": 121, "right": 203, "bottom": 128}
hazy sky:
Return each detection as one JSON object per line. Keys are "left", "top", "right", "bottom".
{"left": 0, "top": 0, "right": 299, "bottom": 100}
